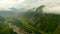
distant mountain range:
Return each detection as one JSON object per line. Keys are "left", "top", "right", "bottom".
{"left": 10, "top": 7, "right": 26, "bottom": 12}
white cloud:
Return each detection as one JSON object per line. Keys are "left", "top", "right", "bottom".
{"left": 0, "top": 0, "right": 60, "bottom": 14}
{"left": 40, "top": 0, "right": 60, "bottom": 14}
{"left": 0, "top": 0, "right": 25, "bottom": 11}
{"left": 43, "top": 6, "right": 60, "bottom": 13}
{"left": 0, "top": 0, "right": 41, "bottom": 11}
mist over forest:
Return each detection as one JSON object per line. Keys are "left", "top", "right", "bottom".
{"left": 0, "top": 5, "right": 60, "bottom": 34}
{"left": 0, "top": 0, "right": 60, "bottom": 34}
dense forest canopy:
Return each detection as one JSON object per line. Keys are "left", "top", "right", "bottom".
{"left": 0, "top": 5, "right": 60, "bottom": 34}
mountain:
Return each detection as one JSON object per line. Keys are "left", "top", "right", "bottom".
{"left": 10, "top": 7, "right": 26, "bottom": 12}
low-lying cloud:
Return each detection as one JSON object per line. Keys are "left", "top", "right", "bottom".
{"left": 0, "top": 0, "right": 40, "bottom": 11}
{"left": 0, "top": 0, "right": 60, "bottom": 14}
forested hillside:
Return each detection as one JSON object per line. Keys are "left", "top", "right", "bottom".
{"left": 0, "top": 5, "right": 60, "bottom": 34}
{"left": 0, "top": 16, "right": 17, "bottom": 34}
{"left": 16, "top": 5, "right": 60, "bottom": 34}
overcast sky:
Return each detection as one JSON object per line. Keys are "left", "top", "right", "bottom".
{"left": 0, "top": 0, "right": 40, "bottom": 11}
{"left": 0, "top": 0, "right": 60, "bottom": 13}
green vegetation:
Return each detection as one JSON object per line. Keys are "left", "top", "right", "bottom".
{"left": 8, "top": 5, "right": 60, "bottom": 34}
{"left": 0, "top": 5, "right": 60, "bottom": 34}
{"left": 0, "top": 23, "right": 17, "bottom": 34}
{"left": 0, "top": 16, "right": 17, "bottom": 34}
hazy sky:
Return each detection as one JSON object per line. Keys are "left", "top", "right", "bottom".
{"left": 0, "top": 0, "right": 60, "bottom": 13}
{"left": 0, "top": 0, "right": 40, "bottom": 11}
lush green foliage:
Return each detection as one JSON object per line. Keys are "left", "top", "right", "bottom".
{"left": 0, "top": 5, "right": 60, "bottom": 34}
{"left": 18, "top": 5, "right": 60, "bottom": 34}
{"left": 0, "top": 16, "right": 17, "bottom": 34}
